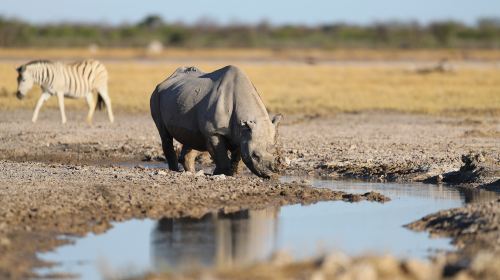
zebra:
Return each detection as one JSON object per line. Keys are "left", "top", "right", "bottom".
{"left": 16, "top": 59, "right": 114, "bottom": 124}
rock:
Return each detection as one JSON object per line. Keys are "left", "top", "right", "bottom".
{"left": 212, "top": 174, "right": 226, "bottom": 180}
{"left": 372, "top": 255, "right": 400, "bottom": 276}
{"left": 142, "top": 153, "right": 152, "bottom": 161}
{"left": 437, "top": 174, "right": 443, "bottom": 183}
{"left": 310, "top": 270, "right": 325, "bottom": 280}
{"left": 301, "top": 179, "right": 312, "bottom": 185}
{"left": 147, "top": 40, "right": 163, "bottom": 54}
{"left": 321, "top": 252, "right": 351, "bottom": 273}
{"left": 470, "top": 251, "right": 500, "bottom": 277}
{"left": 340, "top": 262, "right": 376, "bottom": 280}
{"left": 270, "top": 250, "right": 293, "bottom": 266}
{"left": 156, "top": 170, "right": 167, "bottom": 176}
{"left": 195, "top": 170, "right": 205, "bottom": 176}
{"left": 437, "top": 152, "right": 498, "bottom": 187}
{"left": 402, "top": 259, "right": 433, "bottom": 280}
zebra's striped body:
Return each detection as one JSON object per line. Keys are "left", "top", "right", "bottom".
{"left": 16, "top": 59, "right": 114, "bottom": 124}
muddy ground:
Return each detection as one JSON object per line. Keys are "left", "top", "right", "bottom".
{"left": 0, "top": 109, "right": 499, "bottom": 279}
{"left": 1, "top": 110, "right": 498, "bottom": 186}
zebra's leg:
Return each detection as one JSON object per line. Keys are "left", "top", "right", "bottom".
{"left": 179, "top": 146, "right": 198, "bottom": 172}
{"left": 85, "top": 93, "right": 95, "bottom": 124}
{"left": 56, "top": 92, "right": 67, "bottom": 124}
{"left": 32, "top": 92, "right": 51, "bottom": 123}
{"left": 97, "top": 89, "right": 114, "bottom": 123}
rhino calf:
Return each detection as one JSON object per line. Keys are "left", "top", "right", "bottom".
{"left": 150, "top": 65, "right": 282, "bottom": 178}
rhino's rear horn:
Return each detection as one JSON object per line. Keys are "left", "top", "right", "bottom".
{"left": 272, "top": 114, "right": 282, "bottom": 127}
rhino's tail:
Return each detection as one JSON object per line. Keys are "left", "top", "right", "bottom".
{"left": 150, "top": 86, "right": 163, "bottom": 130}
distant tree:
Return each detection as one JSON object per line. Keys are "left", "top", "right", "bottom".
{"left": 0, "top": 15, "right": 498, "bottom": 48}
{"left": 138, "top": 15, "right": 165, "bottom": 29}
{"left": 429, "top": 21, "right": 463, "bottom": 46}
{"left": 477, "top": 17, "right": 500, "bottom": 29}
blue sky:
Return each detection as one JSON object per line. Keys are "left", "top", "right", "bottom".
{"left": 1, "top": 0, "right": 499, "bottom": 26}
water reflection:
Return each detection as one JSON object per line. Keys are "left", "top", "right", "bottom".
{"left": 285, "top": 177, "right": 498, "bottom": 204}
{"left": 460, "top": 188, "right": 498, "bottom": 204}
{"left": 36, "top": 179, "right": 498, "bottom": 279}
{"left": 151, "top": 208, "right": 279, "bottom": 271}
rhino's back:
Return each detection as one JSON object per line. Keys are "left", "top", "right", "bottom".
{"left": 155, "top": 67, "right": 214, "bottom": 150}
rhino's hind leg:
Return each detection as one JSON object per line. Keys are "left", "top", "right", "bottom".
{"left": 207, "top": 135, "right": 232, "bottom": 176}
{"left": 179, "top": 146, "right": 198, "bottom": 172}
{"left": 159, "top": 129, "right": 179, "bottom": 171}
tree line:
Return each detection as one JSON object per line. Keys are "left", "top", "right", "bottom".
{"left": 1, "top": 15, "right": 499, "bottom": 48}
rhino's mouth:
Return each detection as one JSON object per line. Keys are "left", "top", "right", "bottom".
{"left": 257, "top": 170, "right": 272, "bottom": 179}
{"left": 245, "top": 161, "right": 274, "bottom": 179}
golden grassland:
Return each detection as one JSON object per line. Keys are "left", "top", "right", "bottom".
{"left": 2, "top": 47, "right": 500, "bottom": 61}
{"left": 0, "top": 59, "right": 499, "bottom": 116}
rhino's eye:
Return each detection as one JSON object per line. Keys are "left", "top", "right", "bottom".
{"left": 252, "top": 152, "right": 261, "bottom": 161}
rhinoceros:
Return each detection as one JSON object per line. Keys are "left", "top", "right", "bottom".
{"left": 150, "top": 65, "right": 282, "bottom": 178}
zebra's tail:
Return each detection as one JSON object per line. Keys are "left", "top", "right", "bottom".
{"left": 96, "top": 94, "right": 104, "bottom": 111}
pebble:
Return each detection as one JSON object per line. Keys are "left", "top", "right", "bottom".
{"left": 212, "top": 174, "right": 226, "bottom": 180}
{"left": 0, "top": 237, "right": 11, "bottom": 247}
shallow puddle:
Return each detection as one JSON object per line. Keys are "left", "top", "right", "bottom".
{"left": 36, "top": 178, "right": 497, "bottom": 279}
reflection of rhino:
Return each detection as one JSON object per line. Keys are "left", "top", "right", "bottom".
{"left": 151, "top": 209, "right": 279, "bottom": 271}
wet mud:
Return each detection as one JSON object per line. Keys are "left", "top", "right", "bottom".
{"left": 0, "top": 110, "right": 498, "bottom": 279}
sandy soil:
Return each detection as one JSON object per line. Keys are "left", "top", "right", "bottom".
{"left": 0, "top": 109, "right": 498, "bottom": 279}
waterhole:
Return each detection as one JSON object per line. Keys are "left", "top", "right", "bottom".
{"left": 36, "top": 176, "right": 497, "bottom": 280}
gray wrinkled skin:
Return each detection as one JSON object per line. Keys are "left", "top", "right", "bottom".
{"left": 150, "top": 65, "right": 282, "bottom": 178}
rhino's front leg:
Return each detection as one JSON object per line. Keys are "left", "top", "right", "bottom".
{"left": 230, "top": 148, "right": 241, "bottom": 175}
{"left": 207, "top": 135, "right": 231, "bottom": 176}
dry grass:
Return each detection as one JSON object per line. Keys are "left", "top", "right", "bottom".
{"left": 1, "top": 60, "right": 499, "bottom": 116}
{"left": 2, "top": 47, "right": 500, "bottom": 61}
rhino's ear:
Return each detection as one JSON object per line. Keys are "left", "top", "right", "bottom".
{"left": 240, "top": 120, "right": 256, "bottom": 131}
{"left": 272, "top": 114, "right": 283, "bottom": 127}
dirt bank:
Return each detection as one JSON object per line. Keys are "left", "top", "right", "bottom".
{"left": 281, "top": 113, "right": 499, "bottom": 188}
{"left": 408, "top": 198, "right": 500, "bottom": 276}
{"left": 0, "top": 110, "right": 498, "bottom": 279}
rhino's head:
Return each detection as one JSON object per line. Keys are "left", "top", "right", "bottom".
{"left": 240, "top": 114, "right": 282, "bottom": 178}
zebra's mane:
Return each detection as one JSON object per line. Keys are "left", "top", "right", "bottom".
{"left": 26, "top": 59, "right": 53, "bottom": 67}
{"left": 18, "top": 60, "right": 53, "bottom": 73}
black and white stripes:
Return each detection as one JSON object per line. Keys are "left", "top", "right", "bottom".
{"left": 16, "top": 59, "right": 114, "bottom": 124}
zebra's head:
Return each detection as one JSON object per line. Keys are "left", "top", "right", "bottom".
{"left": 16, "top": 64, "right": 34, "bottom": 100}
